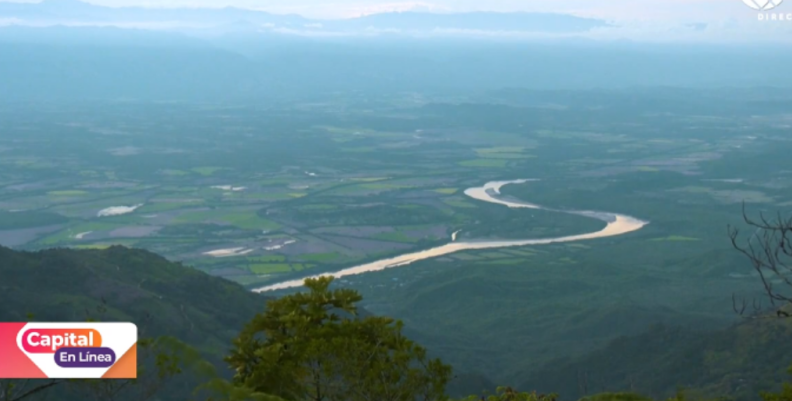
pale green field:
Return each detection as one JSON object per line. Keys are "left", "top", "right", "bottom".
{"left": 174, "top": 210, "right": 281, "bottom": 230}
{"left": 458, "top": 159, "right": 510, "bottom": 168}
{"left": 372, "top": 232, "right": 418, "bottom": 243}
{"left": 298, "top": 252, "right": 341, "bottom": 263}
{"left": 48, "top": 190, "right": 88, "bottom": 196}
{"left": 443, "top": 198, "right": 478, "bottom": 208}
{"left": 650, "top": 236, "right": 701, "bottom": 242}
{"left": 191, "top": 167, "right": 227, "bottom": 176}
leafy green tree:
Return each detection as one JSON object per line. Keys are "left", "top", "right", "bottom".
{"left": 578, "top": 393, "right": 653, "bottom": 401}
{"left": 199, "top": 378, "right": 287, "bottom": 401}
{"left": 456, "top": 387, "right": 558, "bottom": 401}
{"left": 761, "top": 366, "right": 792, "bottom": 401}
{"left": 225, "top": 276, "right": 452, "bottom": 401}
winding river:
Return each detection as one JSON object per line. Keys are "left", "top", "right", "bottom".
{"left": 253, "top": 179, "right": 648, "bottom": 293}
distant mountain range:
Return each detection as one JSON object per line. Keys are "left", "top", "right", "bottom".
{"left": 0, "top": 0, "right": 612, "bottom": 37}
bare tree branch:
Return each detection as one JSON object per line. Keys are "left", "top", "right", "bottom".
{"left": 729, "top": 203, "right": 792, "bottom": 318}
{"left": 732, "top": 293, "right": 747, "bottom": 316}
{"left": 0, "top": 380, "right": 62, "bottom": 401}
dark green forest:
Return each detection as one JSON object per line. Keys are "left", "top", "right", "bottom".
{"left": 1, "top": 224, "right": 791, "bottom": 401}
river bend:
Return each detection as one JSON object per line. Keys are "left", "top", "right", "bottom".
{"left": 253, "top": 179, "right": 648, "bottom": 293}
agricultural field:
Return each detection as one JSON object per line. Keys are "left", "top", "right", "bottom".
{"left": 1, "top": 90, "right": 790, "bottom": 294}
{"left": 1, "top": 89, "right": 791, "bottom": 384}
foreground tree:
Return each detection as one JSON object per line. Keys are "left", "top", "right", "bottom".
{"left": 456, "top": 387, "right": 558, "bottom": 401}
{"left": 226, "top": 276, "right": 452, "bottom": 401}
{"left": 761, "top": 365, "right": 792, "bottom": 401}
{"left": 199, "top": 378, "right": 287, "bottom": 401}
{"left": 729, "top": 204, "right": 792, "bottom": 317}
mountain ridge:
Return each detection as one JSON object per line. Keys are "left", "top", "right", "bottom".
{"left": 0, "top": 0, "right": 610, "bottom": 36}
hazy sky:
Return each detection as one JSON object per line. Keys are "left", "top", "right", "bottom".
{"left": 2, "top": 0, "right": 790, "bottom": 43}
{"left": 0, "top": 0, "right": 771, "bottom": 21}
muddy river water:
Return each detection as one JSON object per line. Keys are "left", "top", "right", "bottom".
{"left": 253, "top": 179, "right": 648, "bottom": 293}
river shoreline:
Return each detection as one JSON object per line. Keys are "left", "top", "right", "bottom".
{"left": 252, "top": 179, "right": 648, "bottom": 293}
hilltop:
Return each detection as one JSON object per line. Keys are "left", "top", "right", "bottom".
{"left": 0, "top": 245, "right": 267, "bottom": 364}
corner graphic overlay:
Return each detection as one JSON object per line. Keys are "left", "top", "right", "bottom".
{"left": 0, "top": 323, "right": 137, "bottom": 379}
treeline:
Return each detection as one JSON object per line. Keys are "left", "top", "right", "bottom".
{"left": 3, "top": 276, "right": 791, "bottom": 401}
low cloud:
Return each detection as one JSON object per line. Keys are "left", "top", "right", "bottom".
{"left": 345, "top": 2, "right": 449, "bottom": 18}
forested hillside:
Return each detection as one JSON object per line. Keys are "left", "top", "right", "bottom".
{"left": 523, "top": 317, "right": 792, "bottom": 400}
{"left": 1, "top": 245, "right": 792, "bottom": 401}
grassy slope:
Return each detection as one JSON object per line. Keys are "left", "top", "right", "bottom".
{"left": 0, "top": 245, "right": 268, "bottom": 367}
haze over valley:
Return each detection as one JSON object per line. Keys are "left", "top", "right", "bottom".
{"left": 1, "top": 1, "right": 792, "bottom": 400}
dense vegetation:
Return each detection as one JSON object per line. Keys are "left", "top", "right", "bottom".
{"left": 1, "top": 84, "right": 790, "bottom": 401}
{"left": 0, "top": 244, "right": 267, "bottom": 388}
{"left": 2, "top": 245, "right": 792, "bottom": 401}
